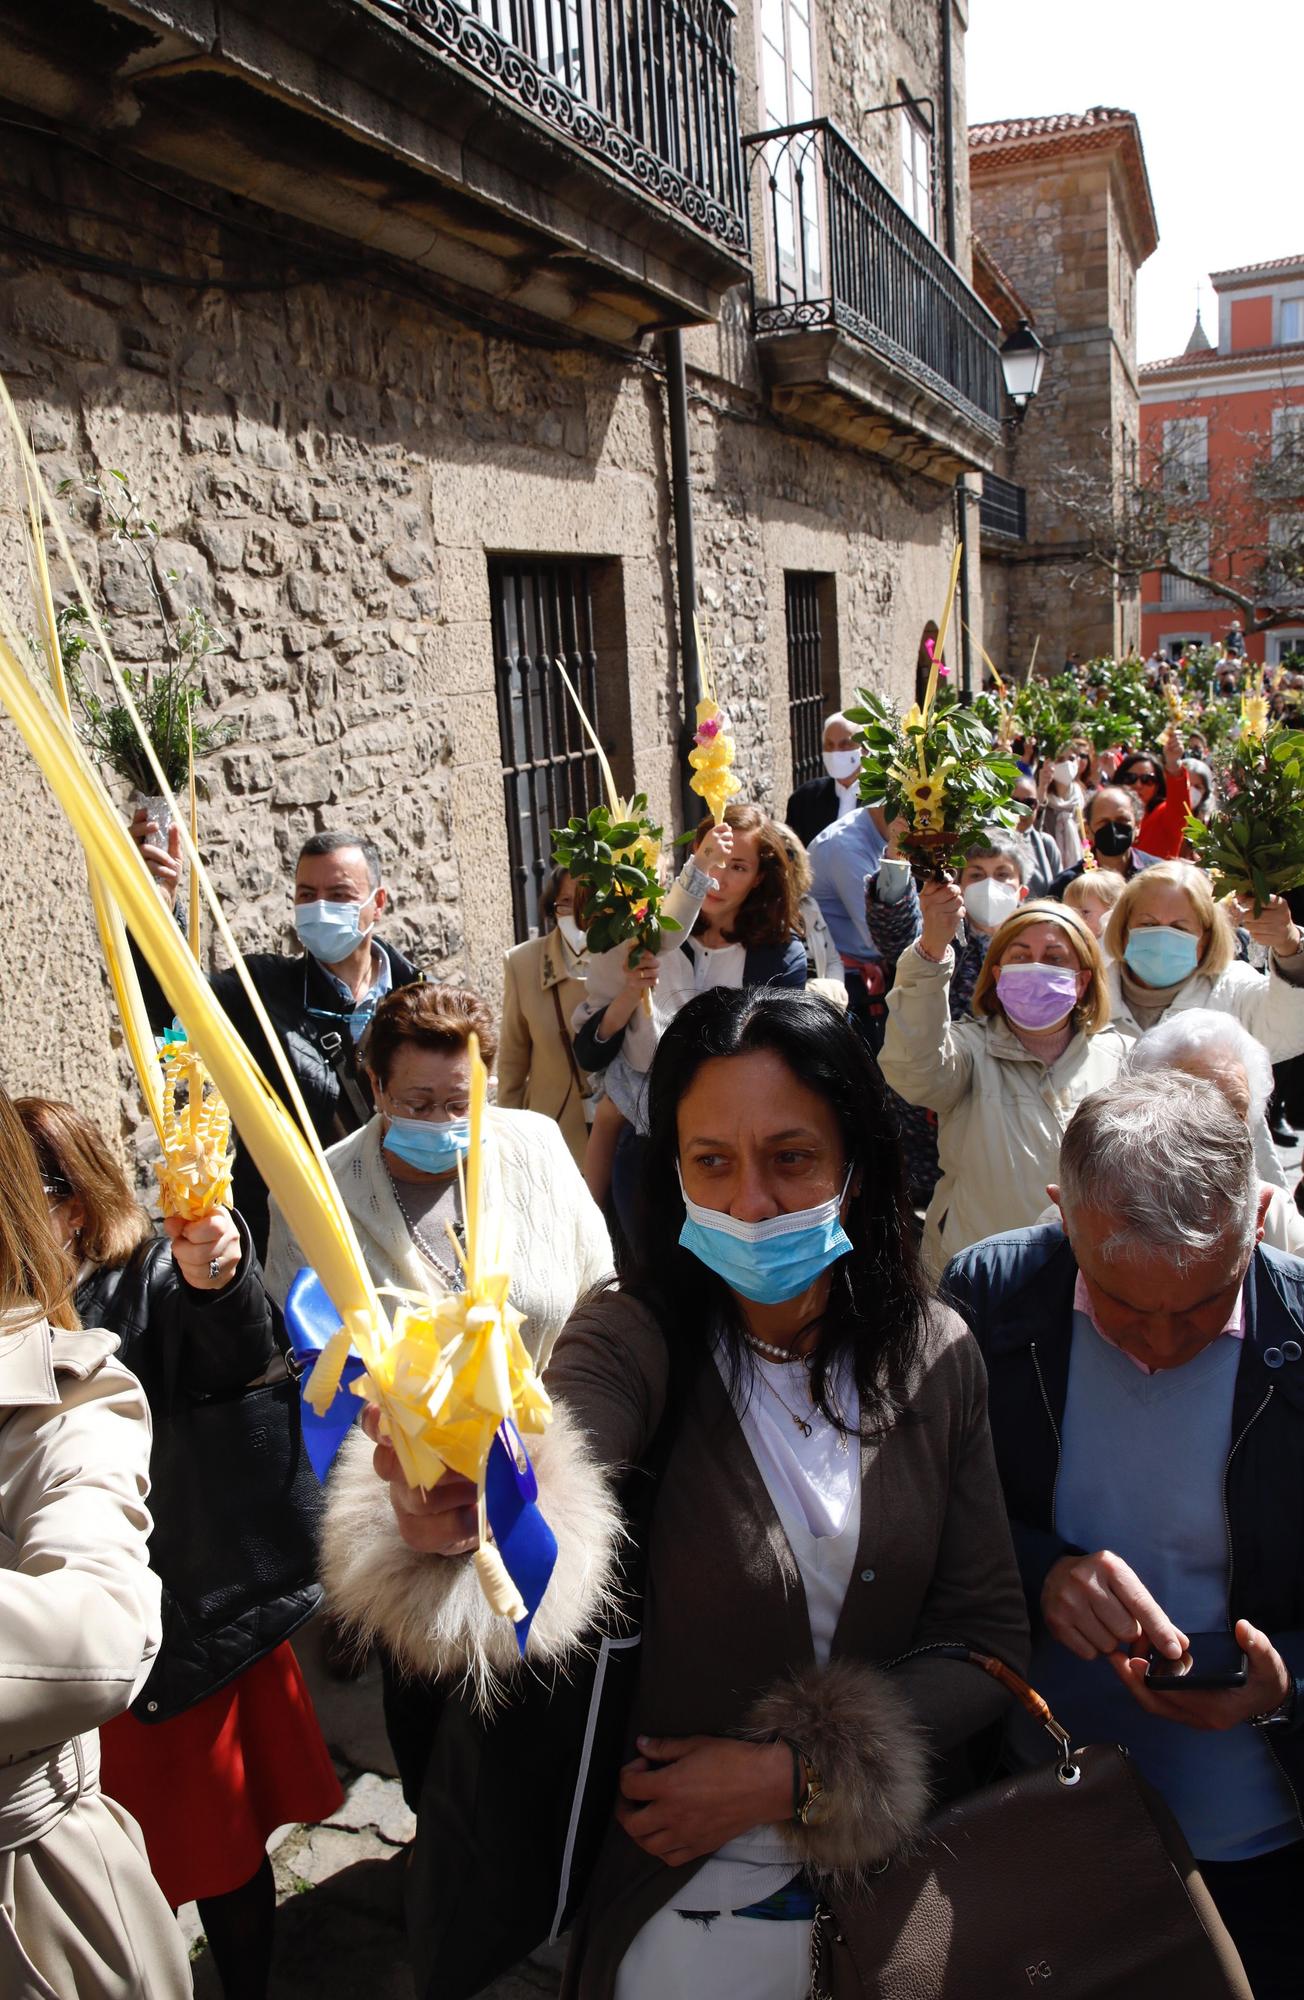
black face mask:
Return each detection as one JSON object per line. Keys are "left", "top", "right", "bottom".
{"left": 1093, "top": 820, "right": 1134, "bottom": 858}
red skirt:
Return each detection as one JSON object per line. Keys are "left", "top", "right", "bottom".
{"left": 99, "top": 1641, "right": 344, "bottom": 1907}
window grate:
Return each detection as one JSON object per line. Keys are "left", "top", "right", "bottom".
{"left": 785, "top": 573, "right": 826, "bottom": 788}
{"left": 490, "top": 559, "right": 603, "bottom": 941}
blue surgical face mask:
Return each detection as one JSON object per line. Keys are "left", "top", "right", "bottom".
{"left": 1124, "top": 925, "right": 1201, "bottom": 987}
{"left": 677, "top": 1165, "right": 854, "bottom": 1305}
{"left": 294, "top": 897, "right": 376, "bottom": 966}
{"left": 382, "top": 1115, "right": 471, "bottom": 1175}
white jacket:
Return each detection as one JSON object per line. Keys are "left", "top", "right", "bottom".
{"left": 880, "top": 945, "right": 1129, "bottom": 1273}
{"left": 0, "top": 1314, "right": 191, "bottom": 1997}
{"left": 266, "top": 1108, "right": 614, "bottom": 1371}
{"left": 1106, "top": 956, "right": 1304, "bottom": 1061}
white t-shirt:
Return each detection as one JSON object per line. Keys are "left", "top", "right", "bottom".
{"left": 835, "top": 781, "right": 860, "bottom": 820}
{"left": 687, "top": 937, "right": 747, "bottom": 992}
{"left": 671, "top": 1349, "right": 861, "bottom": 1914}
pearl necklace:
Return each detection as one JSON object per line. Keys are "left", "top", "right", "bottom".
{"left": 743, "top": 1330, "right": 807, "bottom": 1364}
{"left": 386, "top": 1169, "right": 462, "bottom": 1290}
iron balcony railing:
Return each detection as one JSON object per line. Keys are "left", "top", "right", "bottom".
{"left": 743, "top": 119, "right": 1003, "bottom": 431}
{"left": 372, "top": 0, "right": 746, "bottom": 251}
{"left": 980, "top": 472, "right": 1027, "bottom": 540}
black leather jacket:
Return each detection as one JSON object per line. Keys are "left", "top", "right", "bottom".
{"left": 135, "top": 936, "right": 422, "bottom": 1255}
{"left": 76, "top": 1223, "right": 319, "bottom": 1717}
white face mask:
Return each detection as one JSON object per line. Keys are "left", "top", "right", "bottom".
{"left": 823, "top": 748, "right": 862, "bottom": 783}
{"left": 556, "top": 914, "right": 587, "bottom": 958}
{"left": 1051, "top": 758, "right": 1078, "bottom": 787}
{"left": 963, "top": 877, "right": 1022, "bottom": 931}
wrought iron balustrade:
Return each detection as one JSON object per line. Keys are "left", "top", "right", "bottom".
{"left": 743, "top": 119, "right": 1003, "bottom": 429}
{"left": 371, "top": 0, "right": 746, "bottom": 250}
{"left": 980, "top": 472, "right": 1027, "bottom": 540}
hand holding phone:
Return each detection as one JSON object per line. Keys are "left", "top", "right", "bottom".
{"left": 1144, "top": 1632, "right": 1248, "bottom": 1692}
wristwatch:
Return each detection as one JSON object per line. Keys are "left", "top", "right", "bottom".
{"left": 1251, "top": 1686, "right": 1297, "bottom": 1732}
{"left": 789, "top": 1744, "right": 831, "bottom": 1826}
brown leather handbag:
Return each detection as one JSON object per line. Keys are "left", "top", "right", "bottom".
{"left": 815, "top": 1648, "right": 1253, "bottom": 2000}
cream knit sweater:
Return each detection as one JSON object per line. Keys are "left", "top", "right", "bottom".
{"left": 265, "top": 1108, "right": 614, "bottom": 1369}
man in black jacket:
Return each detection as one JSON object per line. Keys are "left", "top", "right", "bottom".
{"left": 944, "top": 1073, "right": 1304, "bottom": 1999}
{"left": 132, "top": 814, "right": 421, "bottom": 1255}
{"left": 784, "top": 711, "right": 863, "bottom": 849}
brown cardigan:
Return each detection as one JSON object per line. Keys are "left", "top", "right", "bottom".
{"left": 547, "top": 1290, "right": 1030, "bottom": 1997}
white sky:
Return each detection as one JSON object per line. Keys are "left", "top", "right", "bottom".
{"left": 965, "top": 0, "right": 1301, "bottom": 365}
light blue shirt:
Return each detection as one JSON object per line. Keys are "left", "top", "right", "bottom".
{"left": 1016, "top": 1309, "right": 1300, "bottom": 1862}
{"left": 321, "top": 942, "right": 392, "bottom": 1041}
{"left": 807, "top": 809, "right": 887, "bottom": 961}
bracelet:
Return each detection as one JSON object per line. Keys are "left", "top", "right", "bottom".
{"left": 914, "top": 936, "right": 948, "bottom": 965}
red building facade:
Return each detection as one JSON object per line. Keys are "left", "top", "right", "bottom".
{"left": 1140, "top": 253, "right": 1304, "bottom": 667}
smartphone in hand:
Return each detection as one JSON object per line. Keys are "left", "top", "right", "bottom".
{"left": 1144, "top": 1632, "right": 1248, "bottom": 1691}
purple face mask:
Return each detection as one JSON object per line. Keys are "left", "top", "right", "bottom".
{"left": 996, "top": 963, "right": 1081, "bottom": 1032}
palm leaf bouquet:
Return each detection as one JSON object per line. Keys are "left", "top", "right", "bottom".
{"left": 846, "top": 690, "right": 1021, "bottom": 880}
{"left": 551, "top": 795, "right": 681, "bottom": 963}
{"left": 1187, "top": 704, "right": 1304, "bottom": 912}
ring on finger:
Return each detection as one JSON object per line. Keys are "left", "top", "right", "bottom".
{"left": 208, "top": 1257, "right": 221, "bottom": 1281}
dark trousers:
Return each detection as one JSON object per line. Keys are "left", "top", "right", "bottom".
{"left": 1200, "top": 1838, "right": 1304, "bottom": 1999}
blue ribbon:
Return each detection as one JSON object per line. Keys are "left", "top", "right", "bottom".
{"left": 284, "top": 1269, "right": 558, "bottom": 1648}
{"left": 284, "top": 1267, "right": 366, "bottom": 1483}
{"left": 485, "top": 1418, "right": 558, "bottom": 1653}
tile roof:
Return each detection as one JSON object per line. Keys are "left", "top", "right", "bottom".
{"left": 1139, "top": 339, "right": 1304, "bottom": 381}
{"left": 968, "top": 106, "right": 1134, "bottom": 146}
{"left": 1210, "top": 253, "right": 1304, "bottom": 285}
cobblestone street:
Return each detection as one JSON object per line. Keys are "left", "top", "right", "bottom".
{"left": 180, "top": 1621, "right": 565, "bottom": 2000}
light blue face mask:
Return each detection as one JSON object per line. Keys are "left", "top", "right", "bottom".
{"left": 1124, "top": 925, "right": 1201, "bottom": 988}
{"left": 294, "top": 898, "right": 375, "bottom": 966}
{"left": 677, "top": 1165, "right": 854, "bottom": 1305}
{"left": 382, "top": 1115, "right": 471, "bottom": 1176}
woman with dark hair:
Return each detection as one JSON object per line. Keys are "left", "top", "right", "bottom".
{"left": 327, "top": 988, "right": 1028, "bottom": 1999}
{"left": 572, "top": 804, "right": 807, "bottom": 1247}
{"left": 1114, "top": 729, "right": 1192, "bottom": 860}
{"left": 498, "top": 864, "right": 597, "bottom": 1167}
{"left": 20, "top": 1095, "right": 341, "bottom": 2000}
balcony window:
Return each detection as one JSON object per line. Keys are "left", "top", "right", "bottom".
{"left": 743, "top": 120, "right": 1003, "bottom": 470}
{"left": 1160, "top": 526, "right": 1215, "bottom": 605}
{"left": 900, "top": 98, "right": 933, "bottom": 240}
{"left": 759, "top": 0, "right": 822, "bottom": 297}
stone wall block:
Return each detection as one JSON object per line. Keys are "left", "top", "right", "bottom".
{"left": 243, "top": 692, "right": 297, "bottom": 744}
{"left": 0, "top": 273, "right": 118, "bottom": 362}
{"left": 273, "top": 752, "right": 334, "bottom": 806}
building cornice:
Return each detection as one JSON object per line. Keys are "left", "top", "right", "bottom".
{"left": 968, "top": 107, "right": 1159, "bottom": 265}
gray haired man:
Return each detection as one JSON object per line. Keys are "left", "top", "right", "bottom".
{"left": 944, "top": 1072, "right": 1304, "bottom": 1999}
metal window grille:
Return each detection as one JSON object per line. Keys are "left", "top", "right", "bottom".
{"left": 979, "top": 473, "right": 1027, "bottom": 541}
{"left": 491, "top": 560, "right": 603, "bottom": 941}
{"left": 785, "top": 573, "right": 826, "bottom": 788}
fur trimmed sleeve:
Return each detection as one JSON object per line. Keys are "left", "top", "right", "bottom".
{"left": 747, "top": 1659, "right": 930, "bottom": 1882}
{"left": 320, "top": 1405, "right": 623, "bottom": 1710}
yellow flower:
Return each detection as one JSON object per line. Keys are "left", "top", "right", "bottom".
{"left": 1241, "top": 694, "right": 1269, "bottom": 741}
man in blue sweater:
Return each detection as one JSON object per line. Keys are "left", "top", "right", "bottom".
{"left": 944, "top": 1072, "right": 1304, "bottom": 2000}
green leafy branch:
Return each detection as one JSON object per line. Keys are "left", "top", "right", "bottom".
{"left": 551, "top": 796, "right": 681, "bottom": 960}
{"left": 1187, "top": 726, "right": 1304, "bottom": 913}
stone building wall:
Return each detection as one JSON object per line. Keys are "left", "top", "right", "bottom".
{"left": 0, "top": 119, "right": 962, "bottom": 1167}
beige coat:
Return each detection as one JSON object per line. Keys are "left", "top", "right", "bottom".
{"left": 497, "top": 930, "right": 594, "bottom": 1168}
{"left": 879, "top": 944, "right": 1128, "bottom": 1272}
{"left": 266, "top": 1108, "right": 614, "bottom": 1371}
{"left": 0, "top": 1314, "right": 192, "bottom": 1999}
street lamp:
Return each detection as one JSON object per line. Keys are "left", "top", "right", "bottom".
{"left": 999, "top": 318, "right": 1045, "bottom": 420}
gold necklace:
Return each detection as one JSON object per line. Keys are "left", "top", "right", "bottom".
{"left": 755, "top": 1357, "right": 851, "bottom": 1455}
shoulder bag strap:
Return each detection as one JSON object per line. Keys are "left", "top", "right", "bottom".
{"left": 549, "top": 979, "right": 585, "bottom": 1124}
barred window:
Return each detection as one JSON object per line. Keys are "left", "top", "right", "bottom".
{"left": 784, "top": 572, "right": 839, "bottom": 789}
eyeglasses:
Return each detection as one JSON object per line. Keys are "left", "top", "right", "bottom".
{"left": 380, "top": 1091, "right": 469, "bottom": 1122}
{"left": 1125, "top": 773, "right": 1159, "bottom": 789}
{"left": 42, "top": 1178, "right": 73, "bottom": 1203}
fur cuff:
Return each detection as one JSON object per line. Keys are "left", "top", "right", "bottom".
{"left": 319, "top": 1406, "right": 622, "bottom": 1710}
{"left": 748, "top": 1659, "right": 930, "bottom": 1883}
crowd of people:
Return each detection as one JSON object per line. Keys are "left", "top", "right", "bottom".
{"left": 1, "top": 668, "right": 1302, "bottom": 2000}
